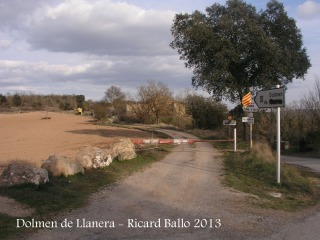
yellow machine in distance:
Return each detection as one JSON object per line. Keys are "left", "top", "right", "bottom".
{"left": 75, "top": 108, "right": 83, "bottom": 115}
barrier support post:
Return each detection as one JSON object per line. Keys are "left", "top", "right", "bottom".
{"left": 234, "top": 127, "right": 237, "bottom": 152}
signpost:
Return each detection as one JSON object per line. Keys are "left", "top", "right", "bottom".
{"left": 223, "top": 119, "right": 237, "bottom": 152}
{"left": 242, "top": 100, "right": 257, "bottom": 150}
{"left": 242, "top": 116, "right": 254, "bottom": 149}
{"left": 242, "top": 103, "right": 259, "bottom": 112}
{"left": 254, "top": 87, "right": 285, "bottom": 108}
{"left": 223, "top": 120, "right": 236, "bottom": 126}
{"left": 254, "top": 86, "right": 285, "bottom": 184}
{"left": 242, "top": 117, "right": 254, "bottom": 124}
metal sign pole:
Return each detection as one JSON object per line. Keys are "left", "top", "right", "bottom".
{"left": 277, "top": 106, "right": 281, "bottom": 183}
{"left": 249, "top": 123, "right": 253, "bottom": 150}
{"left": 234, "top": 127, "right": 237, "bottom": 152}
{"left": 276, "top": 85, "right": 281, "bottom": 184}
{"left": 254, "top": 85, "right": 284, "bottom": 184}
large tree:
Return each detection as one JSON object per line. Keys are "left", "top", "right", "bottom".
{"left": 170, "top": 0, "right": 311, "bottom": 103}
{"left": 104, "top": 86, "right": 126, "bottom": 115}
{"left": 104, "top": 86, "right": 126, "bottom": 105}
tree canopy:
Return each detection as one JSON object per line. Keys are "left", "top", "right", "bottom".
{"left": 103, "top": 86, "right": 126, "bottom": 116}
{"left": 130, "top": 80, "right": 173, "bottom": 124}
{"left": 185, "top": 93, "right": 227, "bottom": 129}
{"left": 170, "top": 0, "right": 311, "bottom": 103}
{"left": 104, "top": 86, "right": 126, "bottom": 105}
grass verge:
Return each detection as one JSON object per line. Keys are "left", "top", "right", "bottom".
{"left": 224, "top": 151, "right": 320, "bottom": 211}
{"left": 0, "top": 146, "right": 170, "bottom": 239}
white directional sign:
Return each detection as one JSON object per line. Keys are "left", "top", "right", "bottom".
{"left": 223, "top": 120, "right": 236, "bottom": 126}
{"left": 254, "top": 88, "right": 285, "bottom": 108}
{"left": 242, "top": 103, "right": 259, "bottom": 112}
{"left": 242, "top": 117, "right": 254, "bottom": 124}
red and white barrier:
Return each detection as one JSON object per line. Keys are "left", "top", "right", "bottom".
{"left": 131, "top": 138, "right": 233, "bottom": 145}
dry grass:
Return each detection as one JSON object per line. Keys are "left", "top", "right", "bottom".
{"left": 250, "top": 141, "right": 275, "bottom": 162}
{"left": 224, "top": 150, "right": 320, "bottom": 211}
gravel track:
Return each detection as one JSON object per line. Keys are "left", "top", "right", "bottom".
{"left": 23, "top": 129, "right": 312, "bottom": 239}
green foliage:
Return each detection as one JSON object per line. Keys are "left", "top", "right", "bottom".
{"left": 12, "top": 94, "right": 22, "bottom": 107}
{"left": 170, "top": 0, "right": 311, "bottom": 103}
{"left": 0, "top": 93, "right": 86, "bottom": 111}
{"left": 0, "top": 94, "right": 8, "bottom": 105}
{"left": 59, "top": 102, "right": 73, "bottom": 110}
{"left": 185, "top": 94, "right": 227, "bottom": 129}
{"left": 75, "top": 95, "right": 85, "bottom": 108}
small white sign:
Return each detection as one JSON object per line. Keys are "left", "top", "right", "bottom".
{"left": 223, "top": 120, "right": 236, "bottom": 126}
{"left": 242, "top": 103, "right": 259, "bottom": 112}
{"left": 242, "top": 117, "right": 254, "bottom": 124}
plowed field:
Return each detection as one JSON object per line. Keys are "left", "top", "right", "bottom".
{"left": 0, "top": 112, "right": 152, "bottom": 173}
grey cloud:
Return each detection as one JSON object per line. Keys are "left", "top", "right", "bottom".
{"left": 0, "top": 0, "right": 44, "bottom": 30}
{"left": 0, "top": 39, "right": 12, "bottom": 49}
{"left": 26, "top": 0, "right": 175, "bottom": 56}
{"left": 0, "top": 0, "right": 192, "bottom": 98}
{"left": 0, "top": 55, "right": 191, "bottom": 95}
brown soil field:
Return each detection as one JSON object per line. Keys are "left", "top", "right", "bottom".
{"left": 0, "top": 112, "right": 153, "bottom": 173}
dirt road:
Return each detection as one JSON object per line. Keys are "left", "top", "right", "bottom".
{"left": 282, "top": 155, "right": 320, "bottom": 173}
{"left": 24, "top": 129, "right": 301, "bottom": 240}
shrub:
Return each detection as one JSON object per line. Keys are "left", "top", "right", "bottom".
{"left": 92, "top": 103, "right": 108, "bottom": 121}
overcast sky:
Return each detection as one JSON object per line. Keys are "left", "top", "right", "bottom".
{"left": 0, "top": 0, "right": 319, "bottom": 107}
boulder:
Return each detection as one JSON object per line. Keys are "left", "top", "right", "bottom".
{"left": 75, "top": 146, "right": 113, "bottom": 169}
{"left": 0, "top": 163, "right": 49, "bottom": 186}
{"left": 41, "top": 155, "right": 84, "bottom": 177}
{"left": 75, "top": 146, "right": 95, "bottom": 169}
{"left": 92, "top": 148, "right": 113, "bottom": 168}
{"left": 111, "top": 138, "right": 137, "bottom": 161}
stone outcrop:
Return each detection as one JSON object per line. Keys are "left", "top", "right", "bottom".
{"left": 75, "top": 146, "right": 113, "bottom": 169}
{"left": 111, "top": 138, "right": 137, "bottom": 161}
{"left": 0, "top": 163, "right": 49, "bottom": 186}
{"left": 41, "top": 154, "right": 84, "bottom": 177}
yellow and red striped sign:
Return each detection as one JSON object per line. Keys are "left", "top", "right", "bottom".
{"left": 242, "top": 92, "right": 251, "bottom": 107}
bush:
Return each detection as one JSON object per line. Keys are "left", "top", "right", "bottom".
{"left": 92, "top": 103, "right": 108, "bottom": 121}
{"left": 12, "top": 94, "right": 22, "bottom": 107}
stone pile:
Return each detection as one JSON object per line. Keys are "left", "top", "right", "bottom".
{"left": 41, "top": 155, "right": 84, "bottom": 177}
{"left": 0, "top": 138, "right": 136, "bottom": 186}
{"left": 76, "top": 146, "right": 113, "bottom": 169}
{"left": 0, "top": 163, "right": 49, "bottom": 186}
